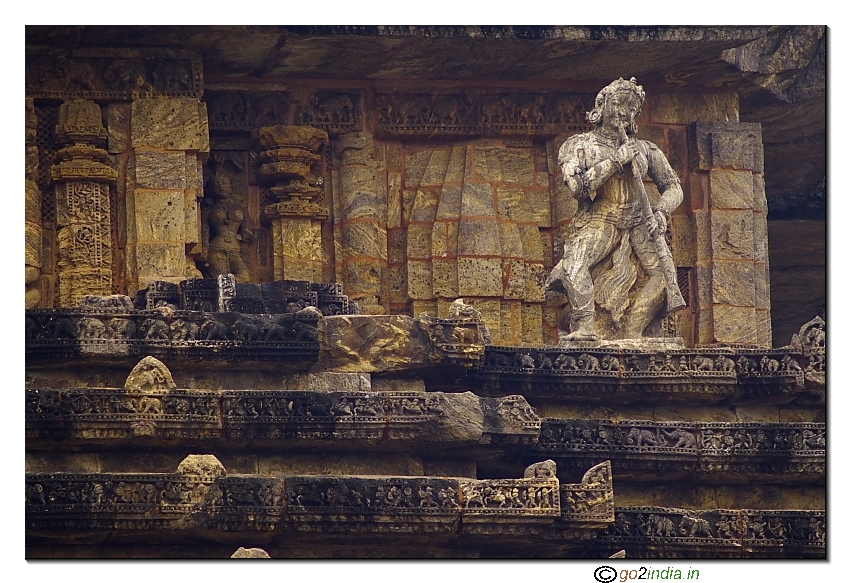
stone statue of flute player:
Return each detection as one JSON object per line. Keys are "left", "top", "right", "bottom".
{"left": 546, "top": 77, "right": 685, "bottom": 342}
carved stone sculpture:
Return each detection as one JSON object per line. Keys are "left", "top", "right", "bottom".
{"left": 546, "top": 78, "right": 684, "bottom": 342}
{"left": 202, "top": 159, "right": 253, "bottom": 282}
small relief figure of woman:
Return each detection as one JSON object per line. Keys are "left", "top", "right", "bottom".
{"left": 205, "top": 203, "right": 253, "bottom": 282}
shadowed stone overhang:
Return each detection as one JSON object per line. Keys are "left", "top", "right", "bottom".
{"left": 25, "top": 25, "right": 824, "bottom": 199}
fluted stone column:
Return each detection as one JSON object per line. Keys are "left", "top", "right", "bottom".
{"left": 50, "top": 100, "right": 118, "bottom": 306}
{"left": 689, "top": 121, "right": 772, "bottom": 347}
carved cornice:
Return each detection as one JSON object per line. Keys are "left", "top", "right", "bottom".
{"left": 464, "top": 345, "right": 823, "bottom": 406}
{"left": 25, "top": 308, "right": 320, "bottom": 366}
{"left": 534, "top": 419, "right": 825, "bottom": 482}
{"left": 375, "top": 91, "right": 593, "bottom": 138}
{"left": 25, "top": 48, "right": 203, "bottom": 100}
{"left": 26, "top": 389, "right": 539, "bottom": 445}
{"left": 26, "top": 461, "right": 612, "bottom": 543}
{"left": 590, "top": 506, "right": 825, "bottom": 558}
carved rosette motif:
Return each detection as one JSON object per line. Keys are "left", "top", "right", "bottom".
{"left": 50, "top": 100, "right": 117, "bottom": 306}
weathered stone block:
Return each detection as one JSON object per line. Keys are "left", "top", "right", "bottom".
{"left": 385, "top": 264, "right": 407, "bottom": 303}
{"left": 498, "top": 222, "right": 523, "bottom": 259}
{"left": 133, "top": 190, "right": 186, "bottom": 242}
{"left": 710, "top": 210, "right": 754, "bottom": 260}
{"left": 460, "top": 182, "right": 495, "bottom": 216}
{"left": 689, "top": 121, "right": 763, "bottom": 172}
{"left": 432, "top": 258, "right": 460, "bottom": 298}
{"left": 411, "top": 299, "right": 437, "bottom": 317}
{"left": 25, "top": 222, "right": 42, "bottom": 269}
{"left": 407, "top": 260, "right": 433, "bottom": 299}
{"left": 185, "top": 153, "right": 204, "bottom": 196}
{"left": 696, "top": 309, "right": 714, "bottom": 346}
{"left": 551, "top": 180, "right": 578, "bottom": 225}
{"left": 500, "top": 299, "right": 522, "bottom": 345}
{"left": 445, "top": 144, "right": 467, "bottom": 184}
{"left": 503, "top": 259, "right": 525, "bottom": 299}
{"left": 131, "top": 98, "right": 209, "bottom": 151}
{"left": 26, "top": 146, "right": 39, "bottom": 178}
{"left": 387, "top": 171, "right": 402, "bottom": 229}
{"left": 711, "top": 305, "right": 757, "bottom": 344}
{"left": 406, "top": 223, "right": 433, "bottom": 259}
{"left": 493, "top": 147, "right": 535, "bottom": 186}
{"left": 457, "top": 219, "right": 501, "bottom": 255}
{"left": 650, "top": 91, "right": 739, "bottom": 125}
{"left": 133, "top": 150, "right": 187, "bottom": 190}
{"left": 410, "top": 189, "right": 439, "bottom": 222}
{"left": 184, "top": 191, "right": 201, "bottom": 247}
{"left": 458, "top": 257, "right": 502, "bottom": 296}
{"left": 693, "top": 210, "right": 711, "bottom": 262}
{"left": 521, "top": 303, "right": 543, "bottom": 346}
{"left": 472, "top": 298, "right": 501, "bottom": 343}
{"left": 281, "top": 258, "right": 322, "bottom": 282}
{"left": 342, "top": 258, "right": 383, "bottom": 296}
{"left": 404, "top": 150, "right": 433, "bottom": 188}
{"left": 435, "top": 185, "right": 461, "bottom": 221}
{"left": 754, "top": 262, "right": 770, "bottom": 309}
{"left": 756, "top": 308, "right": 772, "bottom": 347}
{"left": 524, "top": 262, "right": 547, "bottom": 302}
{"left": 371, "top": 377, "right": 426, "bottom": 393}
{"left": 339, "top": 166, "right": 379, "bottom": 219}
{"left": 709, "top": 169, "right": 754, "bottom": 209}
{"left": 107, "top": 104, "right": 131, "bottom": 154}
{"left": 341, "top": 221, "right": 387, "bottom": 261}
{"left": 694, "top": 264, "right": 712, "bottom": 309}
{"left": 670, "top": 214, "right": 695, "bottom": 266}
{"left": 135, "top": 242, "right": 186, "bottom": 278}
{"left": 752, "top": 213, "right": 768, "bottom": 263}
{"left": 25, "top": 180, "right": 41, "bottom": 223}
{"left": 280, "top": 219, "right": 323, "bottom": 261}
{"left": 420, "top": 148, "right": 451, "bottom": 186}
{"left": 752, "top": 174, "right": 767, "bottom": 214}
{"left": 711, "top": 261, "right": 755, "bottom": 306}
{"left": 386, "top": 142, "right": 402, "bottom": 170}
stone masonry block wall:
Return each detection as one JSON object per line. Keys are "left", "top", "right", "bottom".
{"left": 120, "top": 98, "right": 209, "bottom": 294}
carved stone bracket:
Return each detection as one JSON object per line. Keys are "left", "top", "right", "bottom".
{"left": 26, "top": 48, "right": 203, "bottom": 100}
{"left": 26, "top": 461, "right": 613, "bottom": 544}
{"left": 535, "top": 419, "right": 824, "bottom": 482}
{"left": 591, "top": 506, "right": 825, "bottom": 558}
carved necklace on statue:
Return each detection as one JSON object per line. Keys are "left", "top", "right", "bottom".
{"left": 592, "top": 129, "right": 620, "bottom": 150}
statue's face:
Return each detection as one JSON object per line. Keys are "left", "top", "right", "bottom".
{"left": 601, "top": 90, "right": 640, "bottom": 130}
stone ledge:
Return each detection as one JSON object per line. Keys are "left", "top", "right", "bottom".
{"left": 533, "top": 419, "right": 824, "bottom": 483}
{"left": 588, "top": 506, "right": 824, "bottom": 559}
{"left": 25, "top": 460, "right": 612, "bottom": 546}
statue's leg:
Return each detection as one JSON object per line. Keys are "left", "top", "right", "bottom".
{"left": 561, "top": 222, "right": 618, "bottom": 341}
{"left": 624, "top": 224, "right": 665, "bottom": 337}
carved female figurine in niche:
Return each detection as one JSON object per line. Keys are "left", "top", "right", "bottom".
{"left": 205, "top": 203, "right": 252, "bottom": 282}
{"left": 203, "top": 164, "right": 253, "bottom": 282}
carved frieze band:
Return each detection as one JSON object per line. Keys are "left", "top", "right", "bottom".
{"left": 375, "top": 92, "right": 593, "bottom": 137}
{"left": 26, "top": 462, "right": 612, "bottom": 536}
{"left": 535, "top": 419, "right": 825, "bottom": 477}
{"left": 26, "top": 390, "right": 540, "bottom": 442}
{"left": 473, "top": 346, "right": 820, "bottom": 403}
{"left": 206, "top": 91, "right": 290, "bottom": 131}
{"left": 592, "top": 506, "right": 825, "bottom": 558}
{"left": 25, "top": 49, "right": 203, "bottom": 99}
{"left": 25, "top": 308, "right": 320, "bottom": 363}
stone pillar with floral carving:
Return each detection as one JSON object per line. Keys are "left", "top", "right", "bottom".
{"left": 50, "top": 100, "right": 118, "bottom": 306}
{"left": 255, "top": 125, "right": 328, "bottom": 283}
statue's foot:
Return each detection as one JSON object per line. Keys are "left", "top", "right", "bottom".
{"left": 564, "top": 330, "right": 599, "bottom": 342}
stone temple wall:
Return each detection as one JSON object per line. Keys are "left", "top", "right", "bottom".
{"left": 24, "top": 29, "right": 824, "bottom": 559}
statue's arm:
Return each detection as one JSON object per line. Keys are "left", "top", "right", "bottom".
{"left": 644, "top": 141, "right": 683, "bottom": 218}
{"left": 558, "top": 138, "right": 619, "bottom": 201}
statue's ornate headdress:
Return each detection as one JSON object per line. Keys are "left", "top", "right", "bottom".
{"left": 586, "top": 77, "right": 645, "bottom": 135}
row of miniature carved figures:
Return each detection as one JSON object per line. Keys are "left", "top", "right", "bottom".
{"left": 135, "top": 275, "right": 354, "bottom": 316}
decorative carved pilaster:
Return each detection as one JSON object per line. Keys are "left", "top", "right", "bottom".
{"left": 254, "top": 125, "right": 329, "bottom": 282}
{"left": 50, "top": 100, "right": 118, "bottom": 306}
